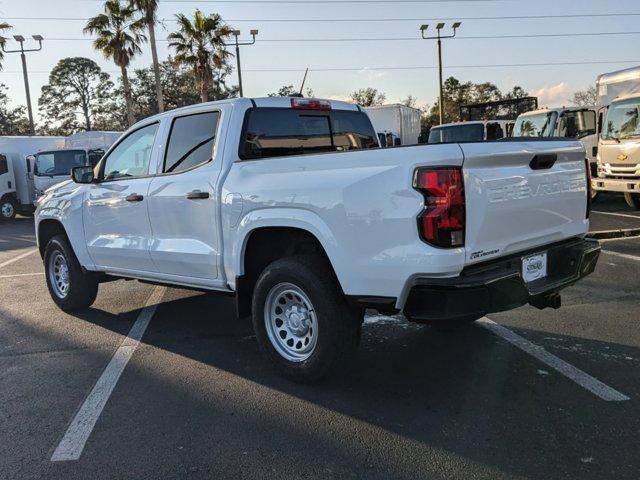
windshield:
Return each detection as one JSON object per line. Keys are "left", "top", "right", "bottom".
{"left": 428, "top": 123, "right": 484, "bottom": 143}
{"left": 602, "top": 98, "right": 640, "bottom": 141}
{"left": 558, "top": 110, "right": 596, "bottom": 139}
{"left": 35, "top": 149, "right": 87, "bottom": 176}
{"left": 513, "top": 112, "right": 558, "bottom": 137}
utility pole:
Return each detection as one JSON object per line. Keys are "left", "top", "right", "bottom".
{"left": 420, "top": 22, "right": 461, "bottom": 125}
{"left": 223, "top": 30, "right": 258, "bottom": 98}
{"left": 1, "top": 35, "right": 43, "bottom": 135}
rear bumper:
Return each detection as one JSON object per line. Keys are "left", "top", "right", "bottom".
{"left": 403, "top": 237, "right": 600, "bottom": 322}
{"left": 592, "top": 177, "right": 640, "bottom": 193}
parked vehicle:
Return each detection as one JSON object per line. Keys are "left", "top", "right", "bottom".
{"left": 35, "top": 97, "right": 599, "bottom": 381}
{"left": 591, "top": 66, "right": 640, "bottom": 209}
{"left": 0, "top": 136, "right": 65, "bottom": 219}
{"left": 364, "top": 104, "right": 422, "bottom": 146}
{"left": 33, "top": 131, "right": 121, "bottom": 199}
{"left": 513, "top": 107, "right": 599, "bottom": 176}
{"left": 428, "top": 120, "right": 513, "bottom": 144}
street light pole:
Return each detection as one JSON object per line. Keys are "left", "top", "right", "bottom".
{"left": 420, "top": 22, "right": 461, "bottom": 125}
{"left": 223, "top": 30, "right": 258, "bottom": 98}
{"left": 1, "top": 35, "right": 43, "bottom": 135}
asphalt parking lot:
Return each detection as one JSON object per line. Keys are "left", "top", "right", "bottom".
{"left": 1, "top": 194, "right": 640, "bottom": 480}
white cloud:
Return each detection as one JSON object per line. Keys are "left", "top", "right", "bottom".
{"left": 529, "top": 82, "right": 571, "bottom": 108}
{"left": 357, "top": 67, "right": 388, "bottom": 81}
{"left": 327, "top": 94, "right": 352, "bottom": 102}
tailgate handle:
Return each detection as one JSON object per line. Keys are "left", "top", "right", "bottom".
{"left": 529, "top": 154, "right": 557, "bottom": 170}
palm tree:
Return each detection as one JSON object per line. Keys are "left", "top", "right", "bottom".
{"left": 168, "top": 10, "right": 232, "bottom": 103}
{"left": 0, "top": 22, "right": 13, "bottom": 70}
{"left": 130, "top": 0, "right": 163, "bottom": 112}
{"left": 84, "top": 1, "right": 146, "bottom": 126}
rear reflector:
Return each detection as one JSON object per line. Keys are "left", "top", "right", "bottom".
{"left": 413, "top": 167, "right": 465, "bottom": 248}
{"left": 290, "top": 98, "right": 332, "bottom": 110}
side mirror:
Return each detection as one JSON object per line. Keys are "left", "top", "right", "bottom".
{"left": 71, "top": 165, "right": 95, "bottom": 184}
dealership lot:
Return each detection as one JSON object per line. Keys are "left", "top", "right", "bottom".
{"left": 1, "top": 198, "right": 640, "bottom": 480}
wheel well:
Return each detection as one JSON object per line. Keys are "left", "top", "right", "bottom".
{"left": 37, "top": 219, "right": 67, "bottom": 258}
{"left": 236, "top": 227, "right": 338, "bottom": 318}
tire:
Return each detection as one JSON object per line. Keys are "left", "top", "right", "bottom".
{"left": 624, "top": 192, "right": 640, "bottom": 210}
{"left": 252, "top": 254, "right": 361, "bottom": 383}
{"left": 44, "top": 234, "right": 98, "bottom": 311}
{"left": 0, "top": 195, "right": 16, "bottom": 221}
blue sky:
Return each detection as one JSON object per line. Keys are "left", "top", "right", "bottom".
{"left": 1, "top": 0, "right": 639, "bottom": 119}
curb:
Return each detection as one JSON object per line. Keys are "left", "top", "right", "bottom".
{"left": 587, "top": 228, "right": 640, "bottom": 240}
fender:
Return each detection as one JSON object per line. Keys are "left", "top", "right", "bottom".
{"left": 36, "top": 189, "right": 96, "bottom": 270}
{"left": 226, "top": 207, "right": 342, "bottom": 291}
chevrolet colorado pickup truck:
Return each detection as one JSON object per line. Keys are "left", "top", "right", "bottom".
{"left": 35, "top": 97, "right": 600, "bottom": 382}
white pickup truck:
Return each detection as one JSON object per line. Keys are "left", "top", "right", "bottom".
{"left": 35, "top": 97, "right": 600, "bottom": 382}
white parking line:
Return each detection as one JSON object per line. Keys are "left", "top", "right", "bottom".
{"left": 0, "top": 272, "right": 43, "bottom": 278}
{"left": 0, "top": 249, "right": 37, "bottom": 269}
{"left": 601, "top": 249, "right": 640, "bottom": 262}
{"left": 51, "top": 286, "right": 166, "bottom": 462}
{"left": 592, "top": 210, "right": 640, "bottom": 220}
{"left": 478, "top": 318, "right": 630, "bottom": 401}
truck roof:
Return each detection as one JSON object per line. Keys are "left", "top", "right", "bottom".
{"left": 431, "top": 120, "right": 513, "bottom": 129}
{"left": 130, "top": 97, "right": 361, "bottom": 129}
{"left": 596, "top": 65, "right": 640, "bottom": 87}
{"left": 518, "top": 106, "right": 596, "bottom": 117}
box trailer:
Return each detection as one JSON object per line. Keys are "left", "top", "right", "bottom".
{"left": 364, "top": 104, "right": 422, "bottom": 147}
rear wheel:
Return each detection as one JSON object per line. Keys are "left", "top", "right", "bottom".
{"left": 624, "top": 192, "right": 640, "bottom": 210}
{"left": 252, "top": 254, "right": 360, "bottom": 383}
{"left": 0, "top": 196, "right": 16, "bottom": 221}
{"left": 44, "top": 234, "right": 98, "bottom": 311}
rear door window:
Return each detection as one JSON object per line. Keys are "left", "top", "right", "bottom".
{"left": 240, "top": 108, "right": 377, "bottom": 160}
{"left": 164, "top": 111, "right": 220, "bottom": 173}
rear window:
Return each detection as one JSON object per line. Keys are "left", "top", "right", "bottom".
{"left": 240, "top": 108, "right": 378, "bottom": 160}
{"left": 428, "top": 124, "right": 485, "bottom": 144}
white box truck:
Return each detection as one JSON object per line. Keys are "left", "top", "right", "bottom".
{"left": 513, "top": 107, "right": 599, "bottom": 177}
{"left": 0, "top": 136, "right": 65, "bottom": 220}
{"left": 32, "top": 131, "right": 122, "bottom": 199}
{"left": 591, "top": 66, "right": 640, "bottom": 209}
{"left": 364, "top": 104, "right": 422, "bottom": 147}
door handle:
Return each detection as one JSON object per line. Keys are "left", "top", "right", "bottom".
{"left": 125, "top": 193, "right": 144, "bottom": 202}
{"left": 186, "top": 190, "right": 210, "bottom": 200}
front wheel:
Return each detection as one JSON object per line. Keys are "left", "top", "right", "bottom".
{"left": 0, "top": 196, "right": 16, "bottom": 221}
{"left": 44, "top": 234, "right": 99, "bottom": 311}
{"left": 624, "top": 192, "right": 640, "bottom": 210}
{"left": 252, "top": 255, "right": 360, "bottom": 383}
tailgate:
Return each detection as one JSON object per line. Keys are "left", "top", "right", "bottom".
{"left": 461, "top": 140, "right": 588, "bottom": 265}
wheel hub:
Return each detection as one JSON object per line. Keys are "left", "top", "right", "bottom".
{"left": 1, "top": 202, "right": 13, "bottom": 218}
{"left": 285, "top": 305, "right": 310, "bottom": 336}
{"left": 264, "top": 283, "right": 318, "bottom": 362}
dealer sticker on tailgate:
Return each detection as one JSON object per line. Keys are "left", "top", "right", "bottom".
{"left": 522, "top": 252, "right": 547, "bottom": 283}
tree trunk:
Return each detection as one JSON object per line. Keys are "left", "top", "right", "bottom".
{"left": 200, "top": 74, "right": 208, "bottom": 103}
{"left": 147, "top": 19, "right": 164, "bottom": 113}
{"left": 83, "top": 104, "right": 91, "bottom": 131}
{"left": 121, "top": 64, "right": 135, "bottom": 127}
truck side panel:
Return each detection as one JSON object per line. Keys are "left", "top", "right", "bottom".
{"left": 223, "top": 144, "right": 466, "bottom": 300}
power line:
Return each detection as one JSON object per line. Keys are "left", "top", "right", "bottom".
{"left": 40, "top": 31, "right": 640, "bottom": 42}
{"left": 3, "top": 59, "right": 639, "bottom": 74}
{"left": 6, "top": 12, "right": 640, "bottom": 22}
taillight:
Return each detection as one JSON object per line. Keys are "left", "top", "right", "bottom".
{"left": 290, "top": 98, "right": 332, "bottom": 110}
{"left": 413, "top": 167, "right": 465, "bottom": 248}
{"left": 585, "top": 158, "right": 592, "bottom": 219}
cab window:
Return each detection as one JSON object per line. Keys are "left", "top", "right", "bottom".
{"left": 102, "top": 123, "right": 158, "bottom": 180}
{"left": 164, "top": 111, "right": 220, "bottom": 173}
